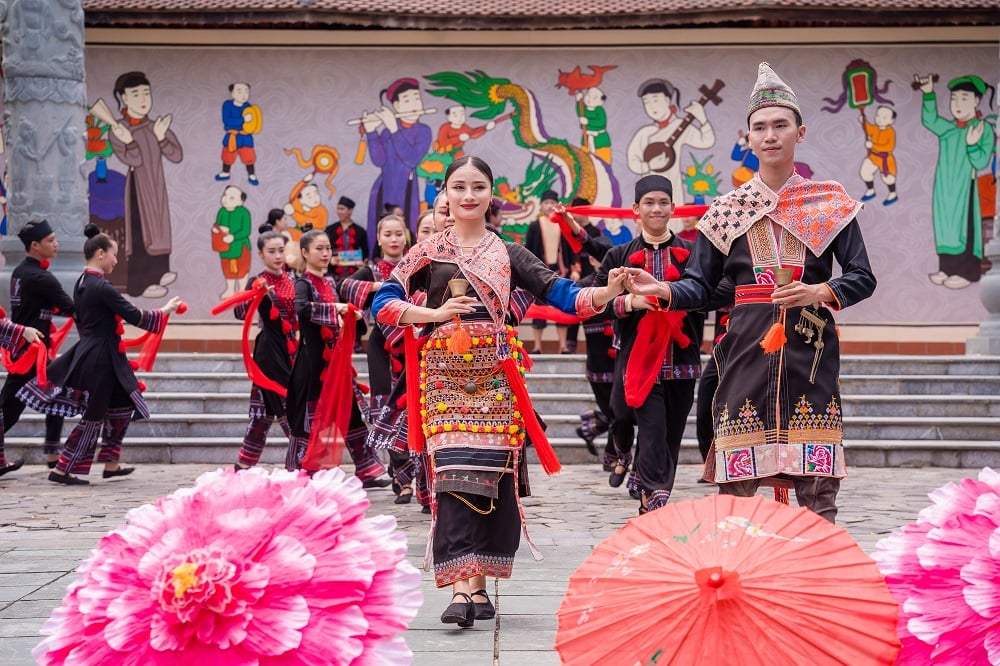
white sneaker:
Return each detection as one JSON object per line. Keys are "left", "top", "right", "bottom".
{"left": 943, "top": 275, "right": 971, "bottom": 290}
{"left": 928, "top": 271, "right": 948, "bottom": 285}
{"left": 159, "top": 272, "right": 178, "bottom": 287}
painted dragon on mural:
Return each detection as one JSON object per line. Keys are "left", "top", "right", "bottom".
{"left": 424, "top": 70, "right": 621, "bottom": 232}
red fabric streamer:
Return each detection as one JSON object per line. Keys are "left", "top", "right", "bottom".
{"left": 302, "top": 306, "right": 359, "bottom": 472}
{"left": 134, "top": 302, "right": 187, "bottom": 372}
{"left": 210, "top": 281, "right": 287, "bottom": 397}
{"left": 500, "top": 356, "right": 560, "bottom": 475}
{"left": 404, "top": 327, "right": 425, "bottom": 454}
{"left": 548, "top": 211, "right": 584, "bottom": 253}
{"left": 567, "top": 204, "right": 709, "bottom": 220}
{"left": 2, "top": 339, "right": 48, "bottom": 387}
{"left": 524, "top": 304, "right": 581, "bottom": 325}
{"left": 122, "top": 330, "right": 151, "bottom": 349}
{"left": 48, "top": 318, "right": 74, "bottom": 360}
{"left": 624, "top": 309, "right": 691, "bottom": 408}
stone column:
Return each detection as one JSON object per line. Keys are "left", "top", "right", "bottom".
{"left": 966, "top": 57, "right": 1000, "bottom": 356}
{"left": 0, "top": 0, "right": 88, "bottom": 308}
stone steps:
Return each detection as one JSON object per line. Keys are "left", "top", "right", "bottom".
{"left": 6, "top": 436, "right": 999, "bottom": 469}
{"left": 4, "top": 353, "right": 998, "bottom": 466}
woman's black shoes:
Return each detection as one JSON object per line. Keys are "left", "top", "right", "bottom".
{"left": 394, "top": 486, "right": 413, "bottom": 504}
{"left": 471, "top": 589, "right": 495, "bottom": 620}
{"left": 102, "top": 467, "right": 135, "bottom": 479}
{"left": 0, "top": 459, "right": 24, "bottom": 477}
{"left": 362, "top": 476, "right": 393, "bottom": 489}
{"left": 440, "top": 592, "right": 475, "bottom": 628}
{"left": 608, "top": 464, "right": 628, "bottom": 488}
{"left": 48, "top": 471, "right": 89, "bottom": 485}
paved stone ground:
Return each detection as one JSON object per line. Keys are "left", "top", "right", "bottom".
{"left": 0, "top": 462, "right": 980, "bottom": 665}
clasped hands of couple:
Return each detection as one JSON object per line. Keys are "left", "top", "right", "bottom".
{"left": 618, "top": 268, "right": 832, "bottom": 311}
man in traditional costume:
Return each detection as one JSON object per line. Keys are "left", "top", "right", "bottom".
{"left": 0, "top": 220, "right": 75, "bottom": 473}
{"left": 625, "top": 63, "right": 876, "bottom": 523}
{"left": 325, "top": 196, "right": 369, "bottom": 282}
{"left": 596, "top": 175, "right": 703, "bottom": 513}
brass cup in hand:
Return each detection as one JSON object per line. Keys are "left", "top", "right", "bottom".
{"left": 773, "top": 267, "right": 794, "bottom": 287}
{"left": 448, "top": 278, "right": 470, "bottom": 298}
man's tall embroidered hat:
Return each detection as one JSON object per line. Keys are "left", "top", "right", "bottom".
{"left": 747, "top": 62, "right": 801, "bottom": 121}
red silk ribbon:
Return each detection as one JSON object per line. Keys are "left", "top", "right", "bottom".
{"left": 302, "top": 305, "right": 359, "bottom": 471}
{"left": 2, "top": 339, "right": 48, "bottom": 387}
{"left": 211, "top": 280, "right": 288, "bottom": 397}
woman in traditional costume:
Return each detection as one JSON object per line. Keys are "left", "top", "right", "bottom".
{"left": 232, "top": 224, "right": 298, "bottom": 470}
{"left": 284, "top": 226, "right": 391, "bottom": 487}
{"left": 372, "top": 156, "right": 626, "bottom": 628}
{"left": 19, "top": 224, "right": 182, "bottom": 485}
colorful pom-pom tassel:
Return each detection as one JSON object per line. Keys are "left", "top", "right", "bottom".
{"left": 281, "top": 320, "right": 292, "bottom": 334}
{"left": 270, "top": 308, "right": 280, "bottom": 321}
{"left": 320, "top": 327, "right": 334, "bottom": 341}
{"left": 118, "top": 341, "right": 127, "bottom": 354}
{"left": 137, "top": 380, "right": 147, "bottom": 392}
{"left": 128, "top": 360, "right": 140, "bottom": 370}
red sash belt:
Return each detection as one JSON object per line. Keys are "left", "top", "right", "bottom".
{"left": 734, "top": 284, "right": 776, "bottom": 306}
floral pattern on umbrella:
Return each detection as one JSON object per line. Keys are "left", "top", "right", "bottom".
{"left": 556, "top": 493, "right": 900, "bottom": 665}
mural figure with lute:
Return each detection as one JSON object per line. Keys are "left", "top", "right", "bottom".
{"left": 626, "top": 78, "right": 723, "bottom": 202}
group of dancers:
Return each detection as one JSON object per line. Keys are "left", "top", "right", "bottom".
{"left": 0, "top": 220, "right": 182, "bottom": 485}
{"left": 1, "top": 62, "right": 876, "bottom": 633}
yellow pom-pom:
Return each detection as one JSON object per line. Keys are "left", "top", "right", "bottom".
{"left": 508, "top": 425, "right": 518, "bottom": 434}
{"left": 495, "top": 393, "right": 504, "bottom": 401}
{"left": 437, "top": 402, "right": 447, "bottom": 412}
{"left": 459, "top": 424, "right": 467, "bottom": 431}
{"left": 462, "top": 353, "right": 473, "bottom": 362}
{"left": 444, "top": 424, "right": 453, "bottom": 432}
{"left": 471, "top": 425, "right": 479, "bottom": 433}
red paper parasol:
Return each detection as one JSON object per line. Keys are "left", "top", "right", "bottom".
{"left": 556, "top": 494, "right": 900, "bottom": 665}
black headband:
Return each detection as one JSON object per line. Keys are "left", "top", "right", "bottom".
{"left": 634, "top": 175, "right": 673, "bottom": 203}
{"left": 18, "top": 219, "right": 54, "bottom": 245}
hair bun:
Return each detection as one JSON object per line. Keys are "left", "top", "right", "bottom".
{"left": 83, "top": 223, "right": 101, "bottom": 239}
{"left": 258, "top": 222, "right": 274, "bottom": 234}
{"left": 301, "top": 223, "right": 314, "bottom": 233}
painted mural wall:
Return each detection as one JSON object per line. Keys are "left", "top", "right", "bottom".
{"left": 12, "top": 42, "right": 999, "bottom": 322}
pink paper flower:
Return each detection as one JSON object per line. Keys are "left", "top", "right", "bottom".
{"left": 34, "top": 467, "right": 422, "bottom": 665}
{"left": 873, "top": 467, "right": 1000, "bottom": 665}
